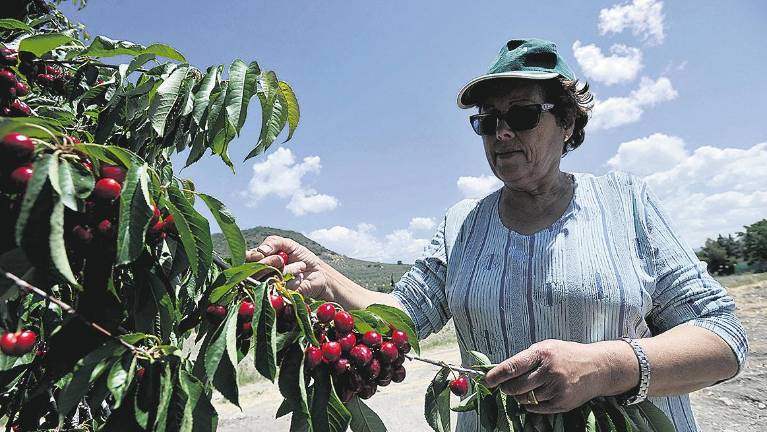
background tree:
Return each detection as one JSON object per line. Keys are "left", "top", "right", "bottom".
{"left": 739, "top": 219, "right": 767, "bottom": 272}
{"left": 697, "top": 239, "right": 737, "bottom": 276}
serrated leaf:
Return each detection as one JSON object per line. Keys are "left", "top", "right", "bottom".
{"left": 0, "top": 117, "right": 64, "bottom": 140}
{"left": 245, "top": 71, "right": 288, "bottom": 160}
{"left": 278, "top": 343, "right": 311, "bottom": 422}
{"left": 165, "top": 184, "right": 212, "bottom": 289}
{"left": 208, "top": 262, "right": 271, "bottom": 304}
{"left": 205, "top": 304, "right": 240, "bottom": 407}
{"left": 79, "top": 36, "right": 186, "bottom": 61}
{"left": 107, "top": 354, "right": 136, "bottom": 409}
{"left": 255, "top": 283, "right": 278, "bottom": 381}
{"left": 468, "top": 350, "right": 492, "bottom": 367}
{"left": 450, "top": 392, "right": 478, "bottom": 412}
{"left": 191, "top": 65, "right": 221, "bottom": 127}
{"left": 116, "top": 163, "right": 153, "bottom": 265}
{"left": 279, "top": 81, "right": 300, "bottom": 141}
{"left": 366, "top": 304, "right": 420, "bottom": 355}
{"left": 424, "top": 367, "right": 451, "bottom": 432}
{"left": 310, "top": 370, "right": 351, "bottom": 432}
{"left": 347, "top": 396, "right": 386, "bottom": 432}
{"left": 287, "top": 291, "right": 318, "bottom": 346}
{"left": 48, "top": 157, "right": 94, "bottom": 210}
{"left": 75, "top": 143, "right": 143, "bottom": 168}
{"left": 154, "top": 363, "right": 174, "bottom": 432}
{"left": 198, "top": 193, "right": 245, "bottom": 266}
{"left": 349, "top": 310, "right": 388, "bottom": 335}
{"left": 19, "top": 33, "right": 80, "bottom": 56}
{"left": 0, "top": 18, "right": 32, "bottom": 32}
{"left": 150, "top": 65, "right": 190, "bottom": 137}
{"left": 178, "top": 369, "right": 218, "bottom": 432}
{"left": 224, "top": 59, "right": 260, "bottom": 133}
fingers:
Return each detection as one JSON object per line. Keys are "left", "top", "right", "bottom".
{"left": 245, "top": 235, "right": 295, "bottom": 262}
{"left": 284, "top": 261, "right": 307, "bottom": 275}
{"left": 500, "top": 366, "right": 546, "bottom": 398}
{"left": 285, "top": 273, "right": 305, "bottom": 291}
{"left": 484, "top": 347, "right": 541, "bottom": 388}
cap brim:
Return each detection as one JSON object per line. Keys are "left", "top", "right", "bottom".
{"left": 456, "top": 71, "right": 559, "bottom": 109}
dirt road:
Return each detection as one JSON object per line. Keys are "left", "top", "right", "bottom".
{"left": 216, "top": 281, "right": 766, "bottom": 431}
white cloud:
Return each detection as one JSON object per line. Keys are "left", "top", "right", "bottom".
{"left": 245, "top": 147, "right": 338, "bottom": 215}
{"left": 307, "top": 222, "right": 433, "bottom": 263}
{"left": 599, "top": 0, "right": 665, "bottom": 45}
{"left": 457, "top": 175, "right": 502, "bottom": 199}
{"left": 606, "top": 133, "right": 688, "bottom": 176}
{"left": 607, "top": 138, "right": 767, "bottom": 248}
{"left": 409, "top": 217, "right": 436, "bottom": 231}
{"left": 572, "top": 41, "right": 643, "bottom": 85}
{"left": 589, "top": 76, "right": 677, "bottom": 130}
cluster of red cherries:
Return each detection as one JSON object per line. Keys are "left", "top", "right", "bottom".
{"left": 304, "top": 303, "right": 411, "bottom": 402}
{"left": 0, "top": 329, "right": 37, "bottom": 357}
{"left": 0, "top": 50, "right": 32, "bottom": 117}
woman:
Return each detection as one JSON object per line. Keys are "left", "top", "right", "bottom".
{"left": 246, "top": 38, "right": 748, "bottom": 431}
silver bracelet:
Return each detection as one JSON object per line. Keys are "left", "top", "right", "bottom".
{"left": 619, "top": 337, "right": 651, "bottom": 406}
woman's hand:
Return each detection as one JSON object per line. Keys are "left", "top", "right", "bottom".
{"left": 483, "top": 339, "right": 616, "bottom": 414}
{"left": 245, "top": 236, "right": 331, "bottom": 300}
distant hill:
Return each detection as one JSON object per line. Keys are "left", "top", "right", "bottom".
{"left": 212, "top": 227, "right": 411, "bottom": 293}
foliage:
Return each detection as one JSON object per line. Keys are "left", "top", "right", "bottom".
{"left": 738, "top": 219, "right": 767, "bottom": 272}
{"left": 697, "top": 239, "right": 737, "bottom": 276}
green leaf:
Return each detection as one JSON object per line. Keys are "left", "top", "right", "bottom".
{"left": 224, "top": 59, "right": 260, "bottom": 133}
{"left": 255, "top": 283, "right": 278, "bottom": 381}
{"left": 178, "top": 369, "right": 218, "bottom": 432}
{"left": 154, "top": 363, "right": 174, "bottom": 432}
{"left": 0, "top": 18, "right": 33, "bottom": 32}
{"left": 450, "top": 392, "right": 478, "bottom": 412}
{"left": 310, "top": 370, "right": 351, "bottom": 432}
{"left": 75, "top": 143, "right": 143, "bottom": 168}
{"left": 479, "top": 393, "right": 499, "bottom": 431}
{"left": 79, "top": 36, "right": 186, "bottom": 61}
{"left": 57, "top": 361, "right": 104, "bottom": 422}
{"left": 424, "top": 367, "right": 451, "bottom": 432}
{"left": 245, "top": 71, "right": 288, "bottom": 160}
{"left": 191, "top": 65, "right": 222, "bottom": 127}
{"left": 127, "top": 53, "right": 157, "bottom": 76}
{"left": 48, "top": 156, "right": 94, "bottom": 211}
{"left": 278, "top": 343, "right": 311, "bottom": 422}
{"left": 600, "top": 399, "right": 632, "bottom": 432}
{"left": 287, "top": 291, "right": 319, "bottom": 346}
{"left": 115, "top": 163, "right": 153, "bottom": 265}
{"left": 204, "top": 304, "right": 240, "bottom": 407}
{"left": 15, "top": 154, "right": 53, "bottom": 246}
{"left": 279, "top": 81, "right": 300, "bottom": 141}
{"left": 19, "top": 33, "right": 80, "bottom": 56}
{"left": 166, "top": 184, "right": 213, "bottom": 288}
{"left": 468, "top": 350, "right": 492, "bottom": 367}
{"left": 198, "top": 193, "right": 245, "bottom": 266}
{"left": 208, "top": 262, "right": 271, "bottom": 304}
{"left": 635, "top": 401, "right": 675, "bottom": 432}
{"left": 347, "top": 396, "right": 386, "bottom": 432}
{"left": 0, "top": 117, "right": 64, "bottom": 140}
{"left": 107, "top": 354, "right": 136, "bottom": 409}
{"left": 150, "top": 65, "right": 190, "bottom": 137}
{"left": 563, "top": 407, "right": 586, "bottom": 431}
{"left": 349, "top": 310, "right": 388, "bottom": 335}
{"left": 366, "top": 304, "right": 420, "bottom": 355}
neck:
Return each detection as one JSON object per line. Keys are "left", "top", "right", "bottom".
{"left": 500, "top": 170, "right": 572, "bottom": 216}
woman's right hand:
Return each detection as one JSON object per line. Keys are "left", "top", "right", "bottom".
{"left": 245, "top": 235, "right": 332, "bottom": 300}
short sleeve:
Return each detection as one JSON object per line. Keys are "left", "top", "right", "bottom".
{"left": 640, "top": 180, "right": 749, "bottom": 378}
{"left": 391, "top": 217, "right": 450, "bottom": 340}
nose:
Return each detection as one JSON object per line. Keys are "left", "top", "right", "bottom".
{"left": 495, "top": 118, "right": 515, "bottom": 141}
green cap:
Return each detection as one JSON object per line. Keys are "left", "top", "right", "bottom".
{"left": 457, "top": 38, "right": 576, "bottom": 109}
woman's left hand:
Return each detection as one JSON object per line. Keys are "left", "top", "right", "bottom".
{"left": 483, "top": 339, "right": 611, "bottom": 414}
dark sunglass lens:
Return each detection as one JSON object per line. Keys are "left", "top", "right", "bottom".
{"left": 470, "top": 115, "right": 497, "bottom": 135}
{"left": 506, "top": 105, "right": 541, "bottom": 131}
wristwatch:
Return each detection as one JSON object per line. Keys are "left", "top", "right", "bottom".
{"left": 619, "top": 337, "right": 651, "bottom": 405}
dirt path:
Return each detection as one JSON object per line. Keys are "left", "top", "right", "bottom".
{"left": 216, "top": 282, "right": 766, "bottom": 431}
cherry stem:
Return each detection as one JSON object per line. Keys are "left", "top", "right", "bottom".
{"left": 0, "top": 268, "right": 146, "bottom": 356}
{"left": 404, "top": 353, "right": 486, "bottom": 377}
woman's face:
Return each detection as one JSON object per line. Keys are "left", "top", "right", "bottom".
{"left": 479, "top": 81, "right": 568, "bottom": 191}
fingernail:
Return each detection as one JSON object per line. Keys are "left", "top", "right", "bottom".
{"left": 257, "top": 244, "right": 273, "bottom": 255}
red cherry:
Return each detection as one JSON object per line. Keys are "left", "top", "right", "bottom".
{"left": 331, "top": 358, "right": 351, "bottom": 376}
{"left": 276, "top": 251, "right": 289, "bottom": 267}
{"left": 205, "top": 305, "right": 227, "bottom": 323}
{"left": 147, "top": 221, "right": 165, "bottom": 243}
{"left": 14, "top": 81, "right": 29, "bottom": 97}
{"left": 92, "top": 178, "right": 121, "bottom": 201}
{"left": 337, "top": 332, "right": 356, "bottom": 352}
{"left": 269, "top": 295, "right": 284, "bottom": 314}
{"left": 45, "top": 65, "right": 61, "bottom": 76}
{"left": 0, "top": 70, "right": 16, "bottom": 85}
{"left": 364, "top": 358, "right": 381, "bottom": 380}
{"left": 358, "top": 382, "right": 377, "bottom": 400}
{"left": 240, "top": 322, "right": 253, "bottom": 338}
{"left": 150, "top": 204, "right": 161, "bottom": 224}
{"left": 136, "top": 367, "right": 145, "bottom": 379}
{"left": 66, "top": 136, "right": 81, "bottom": 144}
{"left": 9, "top": 165, "right": 33, "bottom": 191}
{"left": 82, "top": 160, "right": 93, "bottom": 172}
{"left": 10, "top": 100, "right": 31, "bottom": 116}
{"left": 0, "top": 332, "right": 17, "bottom": 355}
{"left": 334, "top": 311, "right": 354, "bottom": 334}
{"left": 305, "top": 345, "right": 323, "bottom": 369}
{"left": 72, "top": 225, "right": 93, "bottom": 245}
{"left": 100, "top": 165, "right": 126, "bottom": 183}
{"left": 449, "top": 375, "right": 469, "bottom": 397}
{"left": 238, "top": 301, "right": 255, "bottom": 320}
{"left": 378, "top": 342, "right": 399, "bottom": 363}
{"left": 362, "top": 331, "right": 382, "bottom": 348}
{"left": 321, "top": 341, "right": 342, "bottom": 362}
{"left": 15, "top": 330, "right": 36, "bottom": 354}
{"left": 391, "top": 329, "right": 409, "bottom": 348}
{"left": 37, "top": 73, "right": 56, "bottom": 84}
{"left": 1, "top": 132, "right": 34, "bottom": 163}
{"left": 316, "top": 303, "right": 336, "bottom": 323}
{"left": 392, "top": 365, "right": 406, "bottom": 383}
{"left": 97, "top": 219, "right": 116, "bottom": 238}
{"left": 162, "top": 214, "right": 176, "bottom": 233}
{"left": 348, "top": 344, "right": 373, "bottom": 367}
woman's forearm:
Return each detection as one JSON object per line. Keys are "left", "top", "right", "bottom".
{"left": 595, "top": 325, "right": 739, "bottom": 398}
{"left": 319, "top": 261, "right": 403, "bottom": 311}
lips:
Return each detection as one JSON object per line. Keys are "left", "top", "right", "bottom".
{"left": 496, "top": 150, "right": 523, "bottom": 157}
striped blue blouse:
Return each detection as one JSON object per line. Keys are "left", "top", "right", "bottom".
{"left": 392, "top": 171, "right": 749, "bottom": 432}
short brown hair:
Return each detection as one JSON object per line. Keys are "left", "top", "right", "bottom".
{"left": 471, "top": 78, "right": 594, "bottom": 156}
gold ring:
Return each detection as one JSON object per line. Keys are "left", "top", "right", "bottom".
{"left": 526, "top": 389, "right": 539, "bottom": 405}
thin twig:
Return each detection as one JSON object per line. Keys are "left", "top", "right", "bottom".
{"left": 404, "top": 353, "right": 487, "bottom": 376}
{"left": 0, "top": 268, "right": 146, "bottom": 355}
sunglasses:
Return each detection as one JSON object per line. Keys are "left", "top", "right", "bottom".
{"left": 469, "top": 103, "right": 554, "bottom": 136}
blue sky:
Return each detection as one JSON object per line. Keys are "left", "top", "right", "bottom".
{"left": 62, "top": 1, "right": 767, "bottom": 263}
